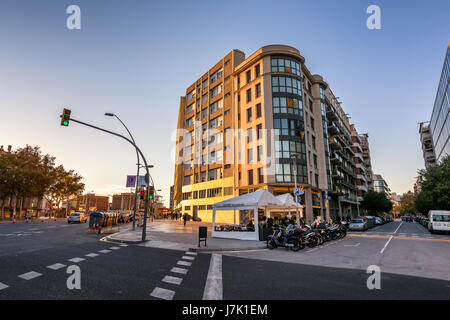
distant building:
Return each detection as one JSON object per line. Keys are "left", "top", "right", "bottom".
{"left": 111, "top": 193, "right": 135, "bottom": 211}
{"left": 372, "top": 174, "right": 391, "bottom": 197}
{"left": 76, "top": 194, "right": 109, "bottom": 212}
{"left": 419, "top": 41, "right": 450, "bottom": 167}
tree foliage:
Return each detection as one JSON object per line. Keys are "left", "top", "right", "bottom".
{"left": 399, "top": 191, "right": 416, "bottom": 216}
{"left": 0, "top": 145, "right": 84, "bottom": 212}
{"left": 415, "top": 156, "right": 450, "bottom": 213}
{"left": 360, "top": 191, "right": 393, "bottom": 214}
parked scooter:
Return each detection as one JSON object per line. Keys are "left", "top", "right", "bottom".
{"left": 266, "top": 225, "right": 303, "bottom": 251}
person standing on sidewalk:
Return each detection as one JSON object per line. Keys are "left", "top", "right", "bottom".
{"left": 183, "top": 213, "right": 187, "bottom": 226}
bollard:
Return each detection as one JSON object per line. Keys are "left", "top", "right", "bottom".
{"left": 13, "top": 219, "right": 16, "bottom": 224}
{"left": 26, "top": 218, "right": 29, "bottom": 223}
{"left": 98, "top": 226, "right": 102, "bottom": 234}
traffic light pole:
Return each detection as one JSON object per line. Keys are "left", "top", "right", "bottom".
{"left": 66, "top": 117, "right": 152, "bottom": 242}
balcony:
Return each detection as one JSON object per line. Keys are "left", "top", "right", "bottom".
{"left": 327, "top": 122, "right": 340, "bottom": 135}
{"left": 326, "top": 106, "right": 339, "bottom": 121}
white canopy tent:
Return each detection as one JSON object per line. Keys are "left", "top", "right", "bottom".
{"left": 212, "top": 190, "right": 299, "bottom": 241}
{"left": 275, "top": 193, "right": 304, "bottom": 227}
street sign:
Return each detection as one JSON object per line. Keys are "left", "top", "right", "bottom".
{"left": 294, "top": 188, "right": 304, "bottom": 196}
{"left": 126, "top": 175, "right": 147, "bottom": 188}
{"left": 325, "top": 192, "right": 329, "bottom": 201}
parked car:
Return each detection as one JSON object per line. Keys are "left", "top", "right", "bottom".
{"left": 363, "top": 216, "right": 376, "bottom": 229}
{"left": 428, "top": 210, "right": 450, "bottom": 234}
{"left": 68, "top": 212, "right": 87, "bottom": 224}
{"left": 375, "top": 217, "right": 383, "bottom": 225}
{"left": 402, "top": 216, "right": 412, "bottom": 222}
{"left": 349, "top": 218, "right": 368, "bottom": 231}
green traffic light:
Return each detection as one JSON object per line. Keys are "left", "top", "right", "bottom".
{"left": 63, "top": 120, "right": 69, "bottom": 126}
{"left": 149, "top": 195, "right": 153, "bottom": 200}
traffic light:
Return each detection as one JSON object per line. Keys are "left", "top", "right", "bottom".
{"left": 61, "top": 108, "right": 71, "bottom": 126}
{"left": 149, "top": 186, "right": 155, "bottom": 200}
{"left": 140, "top": 190, "right": 145, "bottom": 200}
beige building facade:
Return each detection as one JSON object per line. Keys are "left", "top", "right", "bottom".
{"left": 174, "top": 45, "right": 372, "bottom": 224}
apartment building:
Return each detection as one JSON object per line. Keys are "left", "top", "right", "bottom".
{"left": 350, "top": 125, "right": 370, "bottom": 202}
{"left": 359, "top": 133, "right": 374, "bottom": 191}
{"left": 420, "top": 41, "right": 450, "bottom": 167}
{"left": 373, "top": 174, "right": 391, "bottom": 197}
{"left": 174, "top": 45, "right": 371, "bottom": 223}
{"left": 76, "top": 194, "right": 109, "bottom": 212}
{"left": 111, "top": 193, "right": 135, "bottom": 211}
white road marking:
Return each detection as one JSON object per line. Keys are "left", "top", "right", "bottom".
{"left": 68, "top": 257, "right": 85, "bottom": 263}
{"left": 182, "top": 256, "right": 195, "bottom": 260}
{"left": 150, "top": 287, "right": 175, "bottom": 300}
{"left": 119, "top": 244, "right": 128, "bottom": 247}
{"left": 170, "top": 267, "right": 188, "bottom": 275}
{"left": 109, "top": 247, "right": 121, "bottom": 250}
{"left": 177, "top": 260, "right": 192, "bottom": 267}
{"left": 18, "top": 271, "right": 42, "bottom": 280}
{"left": 202, "top": 253, "right": 222, "bottom": 300}
{"left": 393, "top": 222, "right": 403, "bottom": 234}
{"left": 99, "top": 249, "right": 112, "bottom": 253}
{"left": 162, "top": 275, "right": 183, "bottom": 285}
{"left": 185, "top": 251, "right": 197, "bottom": 256}
{"left": 47, "top": 263, "right": 66, "bottom": 270}
{"left": 344, "top": 243, "right": 360, "bottom": 247}
{"left": 85, "top": 253, "right": 99, "bottom": 258}
{"left": 0, "top": 282, "right": 9, "bottom": 290}
{"left": 380, "top": 236, "right": 394, "bottom": 254}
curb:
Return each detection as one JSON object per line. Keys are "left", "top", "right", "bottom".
{"left": 101, "top": 234, "right": 146, "bottom": 245}
{"left": 189, "top": 245, "right": 267, "bottom": 253}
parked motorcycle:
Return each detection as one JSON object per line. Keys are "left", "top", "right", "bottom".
{"left": 266, "top": 225, "right": 304, "bottom": 251}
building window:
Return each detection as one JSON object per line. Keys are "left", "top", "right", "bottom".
{"left": 202, "top": 94, "right": 208, "bottom": 105}
{"left": 258, "top": 168, "right": 264, "bottom": 184}
{"left": 210, "top": 69, "right": 223, "bottom": 84}
{"left": 246, "top": 70, "right": 251, "bottom": 83}
{"left": 187, "top": 90, "right": 195, "bottom": 101}
{"left": 184, "top": 206, "right": 191, "bottom": 211}
{"left": 255, "top": 64, "right": 260, "bottom": 77}
{"left": 247, "top": 89, "right": 252, "bottom": 102}
{"left": 247, "top": 108, "right": 252, "bottom": 122}
{"left": 209, "top": 99, "right": 223, "bottom": 114}
{"left": 210, "top": 84, "right": 223, "bottom": 99}
{"left": 275, "top": 163, "right": 307, "bottom": 183}
{"left": 313, "top": 154, "right": 318, "bottom": 169}
{"left": 248, "top": 170, "right": 254, "bottom": 185}
{"left": 199, "top": 190, "right": 206, "bottom": 198}
{"left": 257, "top": 145, "right": 263, "bottom": 162}
{"left": 207, "top": 188, "right": 222, "bottom": 198}
{"left": 257, "top": 124, "right": 262, "bottom": 139}
{"left": 309, "top": 99, "right": 313, "bottom": 111}
{"left": 315, "top": 174, "right": 319, "bottom": 187}
{"left": 247, "top": 128, "right": 253, "bottom": 143}
{"left": 224, "top": 187, "right": 233, "bottom": 196}
{"left": 248, "top": 148, "right": 253, "bottom": 164}
{"left": 271, "top": 57, "right": 301, "bottom": 76}
{"left": 256, "top": 83, "right": 261, "bottom": 97}
{"left": 272, "top": 76, "right": 302, "bottom": 96}
{"left": 310, "top": 117, "right": 315, "bottom": 131}
{"left": 185, "top": 117, "right": 193, "bottom": 127}
{"left": 312, "top": 135, "right": 316, "bottom": 150}
{"left": 202, "top": 80, "right": 208, "bottom": 90}
{"left": 275, "top": 139, "right": 306, "bottom": 160}
{"left": 256, "top": 103, "right": 262, "bottom": 118}
{"left": 273, "top": 97, "right": 302, "bottom": 115}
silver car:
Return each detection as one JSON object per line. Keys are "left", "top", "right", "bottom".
{"left": 349, "top": 218, "right": 368, "bottom": 231}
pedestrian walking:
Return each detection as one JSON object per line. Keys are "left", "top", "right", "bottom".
{"left": 183, "top": 213, "right": 187, "bottom": 226}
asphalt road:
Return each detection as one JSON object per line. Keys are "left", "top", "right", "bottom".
{"left": 0, "top": 219, "right": 448, "bottom": 300}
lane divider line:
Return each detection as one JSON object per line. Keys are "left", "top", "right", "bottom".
{"left": 0, "top": 282, "right": 9, "bottom": 290}
{"left": 177, "top": 260, "right": 192, "bottom": 267}
{"left": 202, "top": 253, "right": 223, "bottom": 300}
{"left": 47, "top": 263, "right": 66, "bottom": 270}
{"left": 68, "top": 257, "right": 85, "bottom": 263}
{"left": 85, "top": 253, "right": 99, "bottom": 258}
{"left": 170, "top": 267, "right": 188, "bottom": 275}
{"left": 162, "top": 275, "right": 183, "bottom": 285}
{"left": 18, "top": 271, "right": 42, "bottom": 280}
{"left": 150, "top": 287, "right": 175, "bottom": 300}
{"left": 380, "top": 236, "right": 394, "bottom": 254}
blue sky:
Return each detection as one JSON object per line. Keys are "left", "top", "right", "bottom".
{"left": 0, "top": 0, "right": 449, "bottom": 204}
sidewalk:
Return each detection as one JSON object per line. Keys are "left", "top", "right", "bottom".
{"left": 105, "top": 219, "right": 266, "bottom": 252}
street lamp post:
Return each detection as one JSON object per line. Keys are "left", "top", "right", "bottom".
{"left": 64, "top": 115, "right": 152, "bottom": 241}
{"left": 105, "top": 113, "right": 140, "bottom": 231}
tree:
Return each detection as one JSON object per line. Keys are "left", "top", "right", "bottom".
{"left": 44, "top": 165, "right": 85, "bottom": 217}
{"left": 0, "top": 145, "right": 84, "bottom": 218}
{"left": 399, "top": 191, "right": 416, "bottom": 216}
{"left": 360, "top": 191, "right": 392, "bottom": 215}
{"left": 415, "top": 156, "right": 450, "bottom": 213}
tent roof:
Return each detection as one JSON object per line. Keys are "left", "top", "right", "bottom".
{"left": 213, "top": 190, "right": 283, "bottom": 209}
{"left": 276, "top": 193, "right": 303, "bottom": 208}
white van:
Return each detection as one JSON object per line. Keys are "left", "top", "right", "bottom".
{"left": 428, "top": 211, "right": 450, "bottom": 234}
